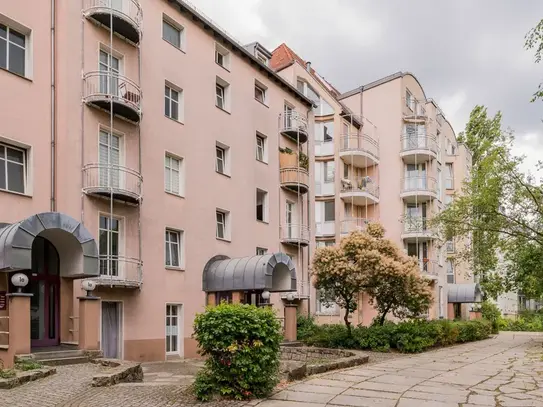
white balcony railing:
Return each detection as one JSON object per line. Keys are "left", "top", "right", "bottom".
{"left": 280, "top": 111, "right": 308, "bottom": 140}
{"left": 341, "top": 217, "right": 372, "bottom": 234}
{"left": 402, "top": 215, "right": 433, "bottom": 234}
{"left": 97, "top": 255, "right": 143, "bottom": 286}
{"left": 84, "top": 0, "right": 143, "bottom": 35}
{"left": 419, "top": 259, "right": 439, "bottom": 277}
{"left": 400, "top": 135, "right": 439, "bottom": 154}
{"left": 401, "top": 176, "right": 438, "bottom": 195}
{"left": 340, "top": 177, "right": 379, "bottom": 198}
{"left": 83, "top": 163, "right": 143, "bottom": 201}
{"left": 315, "top": 221, "right": 335, "bottom": 236}
{"left": 315, "top": 180, "right": 335, "bottom": 196}
{"left": 280, "top": 224, "right": 310, "bottom": 245}
{"left": 340, "top": 135, "right": 379, "bottom": 160}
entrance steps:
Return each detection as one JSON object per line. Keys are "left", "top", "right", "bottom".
{"left": 16, "top": 347, "right": 103, "bottom": 366}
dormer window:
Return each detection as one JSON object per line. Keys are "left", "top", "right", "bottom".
{"left": 256, "top": 50, "right": 268, "bottom": 66}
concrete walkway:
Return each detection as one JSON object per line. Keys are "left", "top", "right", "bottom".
{"left": 255, "top": 332, "right": 543, "bottom": 407}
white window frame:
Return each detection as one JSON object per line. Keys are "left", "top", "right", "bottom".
{"left": 98, "top": 214, "right": 124, "bottom": 277}
{"left": 256, "top": 133, "right": 267, "bottom": 163}
{"left": 254, "top": 80, "right": 267, "bottom": 105}
{"left": 256, "top": 50, "right": 268, "bottom": 65}
{"left": 164, "top": 153, "right": 184, "bottom": 197}
{"left": 214, "top": 42, "right": 230, "bottom": 70}
{"left": 256, "top": 188, "right": 269, "bottom": 223}
{"left": 165, "top": 82, "right": 184, "bottom": 122}
{"left": 324, "top": 161, "right": 335, "bottom": 183}
{"left": 162, "top": 15, "right": 185, "bottom": 51}
{"left": 316, "top": 289, "right": 339, "bottom": 315}
{"left": 216, "top": 209, "right": 230, "bottom": 241}
{"left": 256, "top": 247, "right": 267, "bottom": 255}
{"left": 165, "top": 304, "right": 183, "bottom": 356}
{"left": 0, "top": 141, "right": 27, "bottom": 194}
{"left": 165, "top": 228, "right": 184, "bottom": 269}
{"left": 0, "top": 16, "right": 32, "bottom": 79}
{"left": 215, "top": 77, "right": 230, "bottom": 112}
{"left": 405, "top": 89, "right": 413, "bottom": 110}
{"left": 215, "top": 141, "right": 230, "bottom": 176}
{"left": 446, "top": 259, "right": 455, "bottom": 283}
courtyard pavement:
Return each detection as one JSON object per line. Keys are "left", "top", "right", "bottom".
{"left": 0, "top": 332, "right": 542, "bottom": 406}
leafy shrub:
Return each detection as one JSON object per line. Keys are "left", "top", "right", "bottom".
{"left": 192, "top": 303, "right": 282, "bottom": 401}
{"left": 304, "top": 324, "right": 358, "bottom": 349}
{"left": 480, "top": 301, "right": 501, "bottom": 333}
{"left": 433, "top": 319, "right": 459, "bottom": 346}
{"left": 354, "top": 325, "right": 392, "bottom": 352}
{"left": 297, "top": 314, "right": 318, "bottom": 341}
{"left": 15, "top": 359, "right": 43, "bottom": 371}
{"left": 455, "top": 320, "right": 492, "bottom": 342}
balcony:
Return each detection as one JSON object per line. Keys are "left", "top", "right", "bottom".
{"left": 401, "top": 216, "right": 436, "bottom": 242}
{"left": 280, "top": 280, "right": 310, "bottom": 300}
{"left": 82, "top": 163, "right": 142, "bottom": 205}
{"left": 419, "top": 259, "right": 439, "bottom": 281}
{"left": 280, "top": 224, "right": 310, "bottom": 247}
{"left": 90, "top": 255, "right": 143, "bottom": 289}
{"left": 315, "top": 140, "right": 334, "bottom": 156}
{"left": 280, "top": 112, "right": 309, "bottom": 144}
{"left": 403, "top": 100, "right": 429, "bottom": 123}
{"left": 84, "top": 0, "right": 142, "bottom": 45}
{"left": 339, "top": 135, "right": 379, "bottom": 167}
{"left": 279, "top": 151, "right": 309, "bottom": 194}
{"left": 339, "top": 177, "right": 379, "bottom": 206}
{"left": 341, "top": 217, "right": 373, "bottom": 235}
{"left": 83, "top": 71, "right": 142, "bottom": 123}
{"left": 400, "top": 135, "right": 439, "bottom": 163}
{"left": 400, "top": 176, "right": 438, "bottom": 202}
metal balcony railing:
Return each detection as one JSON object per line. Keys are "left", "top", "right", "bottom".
{"left": 97, "top": 255, "right": 143, "bottom": 286}
{"left": 401, "top": 176, "right": 438, "bottom": 195}
{"left": 279, "top": 111, "right": 309, "bottom": 142}
{"left": 280, "top": 224, "right": 310, "bottom": 246}
{"left": 400, "top": 135, "right": 439, "bottom": 154}
{"left": 340, "top": 134, "right": 379, "bottom": 160}
{"left": 84, "top": 0, "right": 143, "bottom": 42}
{"left": 341, "top": 217, "right": 373, "bottom": 234}
{"left": 83, "top": 163, "right": 142, "bottom": 202}
{"left": 279, "top": 168, "right": 309, "bottom": 192}
{"left": 340, "top": 177, "right": 379, "bottom": 198}
{"left": 419, "top": 259, "right": 439, "bottom": 276}
{"left": 402, "top": 215, "right": 433, "bottom": 234}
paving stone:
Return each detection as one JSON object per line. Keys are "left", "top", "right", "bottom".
{"left": 396, "top": 398, "right": 459, "bottom": 407}
{"left": 258, "top": 400, "right": 326, "bottom": 407}
{"left": 351, "top": 380, "right": 412, "bottom": 393}
{"left": 468, "top": 394, "right": 498, "bottom": 405}
{"left": 270, "top": 390, "right": 335, "bottom": 404}
{"left": 397, "top": 368, "right": 441, "bottom": 378}
{"left": 322, "top": 373, "right": 370, "bottom": 382}
{"left": 303, "top": 378, "right": 352, "bottom": 388}
{"left": 328, "top": 394, "right": 397, "bottom": 406}
{"left": 409, "top": 383, "right": 469, "bottom": 396}
{"left": 430, "top": 372, "right": 485, "bottom": 386}
{"left": 368, "top": 374, "right": 426, "bottom": 386}
{"left": 288, "top": 383, "right": 346, "bottom": 395}
{"left": 403, "top": 389, "right": 467, "bottom": 403}
{"left": 343, "top": 388, "right": 401, "bottom": 399}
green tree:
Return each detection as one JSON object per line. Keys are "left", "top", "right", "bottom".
{"left": 312, "top": 223, "right": 432, "bottom": 328}
{"left": 525, "top": 18, "right": 543, "bottom": 101}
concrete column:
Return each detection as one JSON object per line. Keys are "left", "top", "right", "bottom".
{"left": 7, "top": 293, "right": 33, "bottom": 356}
{"left": 78, "top": 296, "right": 100, "bottom": 351}
{"left": 232, "top": 291, "right": 242, "bottom": 304}
{"left": 207, "top": 292, "right": 216, "bottom": 307}
{"left": 284, "top": 304, "right": 297, "bottom": 342}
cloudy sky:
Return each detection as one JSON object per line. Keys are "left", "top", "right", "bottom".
{"left": 189, "top": 0, "right": 543, "bottom": 174}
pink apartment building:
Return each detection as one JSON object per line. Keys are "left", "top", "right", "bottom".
{"left": 0, "top": 0, "right": 314, "bottom": 365}
{"left": 271, "top": 45, "right": 481, "bottom": 324}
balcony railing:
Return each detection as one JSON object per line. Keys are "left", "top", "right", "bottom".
{"left": 83, "top": 71, "right": 142, "bottom": 122}
{"left": 403, "top": 98, "right": 428, "bottom": 120}
{"left": 84, "top": 0, "right": 142, "bottom": 44}
{"left": 95, "top": 255, "right": 143, "bottom": 288}
{"left": 340, "top": 177, "right": 379, "bottom": 198}
{"left": 83, "top": 163, "right": 142, "bottom": 204}
{"left": 400, "top": 135, "right": 439, "bottom": 155}
{"left": 280, "top": 223, "right": 310, "bottom": 246}
{"left": 419, "top": 259, "right": 439, "bottom": 277}
{"left": 339, "top": 135, "right": 379, "bottom": 161}
{"left": 281, "top": 280, "right": 310, "bottom": 299}
{"left": 279, "top": 112, "right": 309, "bottom": 143}
{"left": 401, "top": 176, "right": 438, "bottom": 195}
{"left": 402, "top": 215, "right": 434, "bottom": 235}
{"left": 341, "top": 217, "right": 373, "bottom": 234}
{"left": 280, "top": 168, "right": 309, "bottom": 194}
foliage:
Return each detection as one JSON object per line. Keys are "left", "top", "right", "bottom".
{"left": 499, "top": 311, "right": 543, "bottom": 332}
{"left": 525, "top": 18, "right": 543, "bottom": 101}
{"left": 192, "top": 303, "right": 282, "bottom": 401}
{"left": 297, "top": 314, "right": 318, "bottom": 341}
{"left": 312, "top": 223, "right": 433, "bottom": 330}
{"left": 298, "top": 151, "right": 309, "bottom": 171}
{"left": 299, "top": 319, "right": 491, "bottom": 353}
{"left": 479, "top": 300, "right": 501, "bottom": 333}
{"left": 0, "top": 360, "right": 15, "bottom": 379}
{"left": 14, "top": 359, "right": 44, "bottom": 371}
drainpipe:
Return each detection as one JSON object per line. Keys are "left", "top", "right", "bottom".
{"left": 50, "top": 0, "right": 56, "bottom": 211}
{"left": 306, "top": 105, "right": 313, "bottom": 316}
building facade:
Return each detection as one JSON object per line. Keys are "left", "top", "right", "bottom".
{"left": 0, "top": 0, "right": 313, "bottom": 363}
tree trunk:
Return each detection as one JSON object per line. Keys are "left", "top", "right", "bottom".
{"left": 344, "top": 311, "right": 351, "bottom": 333}
{"left": 379, "top": 306, "right": 391, "bottom": 326}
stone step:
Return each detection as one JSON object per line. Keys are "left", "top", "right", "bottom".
{"left": 39, "top": 356, "right": 91, "bottom": 366}
{"left": 30, "top": 350, "right": 85, "bottom": 361}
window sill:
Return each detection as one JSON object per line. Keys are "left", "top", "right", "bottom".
{"left": 163, "top": 38, "right": 186, "bottom": 54}
{"left": 165, "top": 190, "right": 185, "bottom": 199}
{"left": 216, "top": 237, "right": 231, "bottom": 243}
{"left": 0, "top": 66, "right": 32, "bottom": 82}
{"left": 215, "top": 105, "right": 231, "bottom": 115}
{"left": 255, "top": 98, "right": 269, "bottom": 108}
{"left": 256, "top": 219, "right": 269, "bottom": 225}
{"left": 256, "top": 158, "right": 268, "bottom": 165}
{"left": 0, "top": 188, "right": 32, "bottom": 198}
{"left": 165, "top": 266, "right": 185, "bottom": 272}
{"left": 165, "top": 115, "right": 185, "bottom": 125}
{"left": 315, "top": 312, "right": 340, "bottom": 317}
{"left": 216, "top": 62, "right": 230, "bottom": 72}
{"left": 216, "top": 170, "right": 231, "bottom": 178}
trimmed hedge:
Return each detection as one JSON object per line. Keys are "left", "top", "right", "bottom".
{"left": 499, "top": 311, "right": 543, "bottom": 332}
{"left": 297, "top": 315, "right": 491, "bottom": 353}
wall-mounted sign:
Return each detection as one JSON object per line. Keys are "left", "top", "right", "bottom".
{"left": 0, "top": 292, "right": 6, "bottom": 311}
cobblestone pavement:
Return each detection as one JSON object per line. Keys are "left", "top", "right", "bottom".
{"left": 257, "top": 332, "right": 543, "bottom": 407}
{"left": 2, "top": 333, "right": 542, "bottom": 406}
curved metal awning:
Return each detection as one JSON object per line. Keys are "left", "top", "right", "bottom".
{"left": 203, "top": 252, "right": 296, "bottom": 293}
{"left": 448, "top": 283, "right": 482, "bottom": 303}
{"left": 0, "top": 212, "right": 99, "bottom": 277}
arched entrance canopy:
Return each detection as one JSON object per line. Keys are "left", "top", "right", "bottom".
{"left": 203, "top": 252, "right": 296, "bottom": 293}
{"left": 0, "top": 212, "right": 99, "bottom": 278}
{"left": 448, "top": 283, "right": 482, "bottom": 303}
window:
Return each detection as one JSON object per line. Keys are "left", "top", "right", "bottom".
{"left": 165, "top": 229, "right": 183, "bottom": 268}
{"left": 446, "top": 240, "right": 455, "bottom": 253}
{"left": 446, "top": 260, "right": 455, "bottom": 284}
{"left": 216, "top": 209, "right": 229, "bottom": 240}
{"left": 162, "top": 17, "right": 184, "bottom": 50}
{"left": 99, "top": 215, "right": 121, "bottom": 276}
{"left": 256, "top": 51, "right": 268, "bottom": 65}
{"left": 405, "top": 90, "right": 413, "bottom": 109}
{"left": 256, "top": 247, "right": 267, "bottom": 255}
{"left": 343, "top": 163, "right": 349, "bottom": 179}
{"left": 165, "top": 154, "right": 184, "bottom": 196}
{"left": 215, "top": 43, "right": 230, "bottom": 69}
{"left": 165, "top": 304, "right": 181, "bottom": 354}
{"left": 254, "top": 81, "right": 267, "bottom": 104}
{"left": 99, "top": 50, "right": 120, "bottom": 95}
{"left": 324, "top": 161, "right": 335, "bottom": 183}
{"left": 0, "top": 23, "right": 26, "bottom": 77}
{"left": 437, "top": 168, "right": 442, "bottom": 200}
{"left": 316, "top": 290, "right": 339, "bottom": 315}
{"left": 316, "top": 241, "right": 335, "bottom": 248}
{"left": 165, "top": 84, "right": 183, "bottom": 121}
{"left": 444, "top": 194, "right": 453, "bottom": 206}
{"left": 324, "top": 201, "right": 335, "bottom": 221}
{"left": 215, "top": 142, "right": 230, "bottom": 175}
{"left": 215, "top": 77, "right": 230, "bottom": 111}
{"left": 99, "top": 130, "right": 121, "bottom": 188}
{"left": 256, "top": 189, "right": 268, "bottom": 222}
{"left": 256, "top": 133, "right": 266, "bottom": 162}
{"left": 445, "top": 163, "right": 454, "bottom": 189}
{"left": 0, "top": 142, "right": 26, "bottom": 193}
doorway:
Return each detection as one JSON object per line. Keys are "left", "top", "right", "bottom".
{"left": 28, "top": 236, "right": 60, "bottom": 348}
{"left": 101, "top": 301, "right": 122, "bottom": 359}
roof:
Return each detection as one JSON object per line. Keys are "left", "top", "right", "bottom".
{"left": 203, "top": 253, "right": 296, "bottom": 293}
{"left": 169, "top": 1, "right": 313, "bottom": 107}
{"left": 338, "top": 71, "right": 429, "bottom": 100}
{"left": 448, "top": 283, "right": 482, "bottom": 303}
{"left": 270, "top": 43, "right": 361, "bottom": 127}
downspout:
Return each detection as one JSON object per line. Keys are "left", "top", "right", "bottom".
{"left": 306, "top": 105, "right": 313, "bottom": 316}
{"left": 50, "top": 0, "right": 56, "bottom": 211}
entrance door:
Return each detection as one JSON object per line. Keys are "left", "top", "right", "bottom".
{"left": 29, "top": 237, "right": 60, "bottom": 348}
{"left": 101, "top": 301, "right": 122, "bottom": 359}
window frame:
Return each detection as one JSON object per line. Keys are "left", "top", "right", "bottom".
{"left": 324, "top": 161, "right": 335, "bottom": 183}
{"left": 215, "top": 77, "right": 230, "bottom": 112}
{"left": 324, "top": 200, "right": 335, "bottom": 222}
{"left": 98, "top": 214, "right": 123, "bottom": 277}
{"left": 256, "top": 247, "right": 267, "bottom": 255}
{"left": 256, "top": 133, "right": 267, "bottom": 163}
{"left": 165, "top": 304, "right": 182, "bottom": 355}
{"left": 164, "top": 82, "right": 183, "bottom": 122}
{"left": 165, "top": 228, "right": 184, "bottom": 269}
{"left": 164, "top": 153, "right": 184, "bottom": 197}
{"left": 216, "top": 209, "right": 230, "bottom": 241}
{"left": 256, "top": 188, "right": 269, "bottom": 223}
{"left": 254, "top": 80, "right": 267, "bottom": 105}
{"left": 162, "top": 15, "right": 185, "bottom": 51}
{"left": 0, "top": 20, "right": 30, "bottom": 78}
{"left": 214, "top": 42, "right": 230, "bottom": 70}
{"left": 0, "top": 141, "right": 27, "bottom": 194}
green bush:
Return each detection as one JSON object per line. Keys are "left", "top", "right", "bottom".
{"left": 14, "top": 359, "right": 43, "bottom": 371}
{"left": 354, "top": 325, "right": 392, "bottom": 352}
{"left": 480, "top": 301, "right": 501, "bottom": 333}
{"left": 499, "top": 311, "right": 543, "bottom": 332}
{"left": 304, "top": 324, "right": 358, "bottom": 349}
{"left": 297, "top": 314, "right": 318, "bottom": 341}
{"left": 455, "top": 320, "right": 492, "bottom": 342}
{"left": 192, "top": 303, "right": 282, "bottom": 401}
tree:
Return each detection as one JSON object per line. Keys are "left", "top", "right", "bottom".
{"left": 525, "top": 18, "right": 543, "bottom": 101}
{"left": 312, "top": 223, "right": 433, "bottom": 328}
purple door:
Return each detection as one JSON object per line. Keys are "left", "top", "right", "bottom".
{"left": 29, "top": 237, "right": 60, "bottom": 348}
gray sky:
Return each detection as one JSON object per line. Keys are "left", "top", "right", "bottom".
{"left": 189, "top": 0, "right": 543, "bottom": 174}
